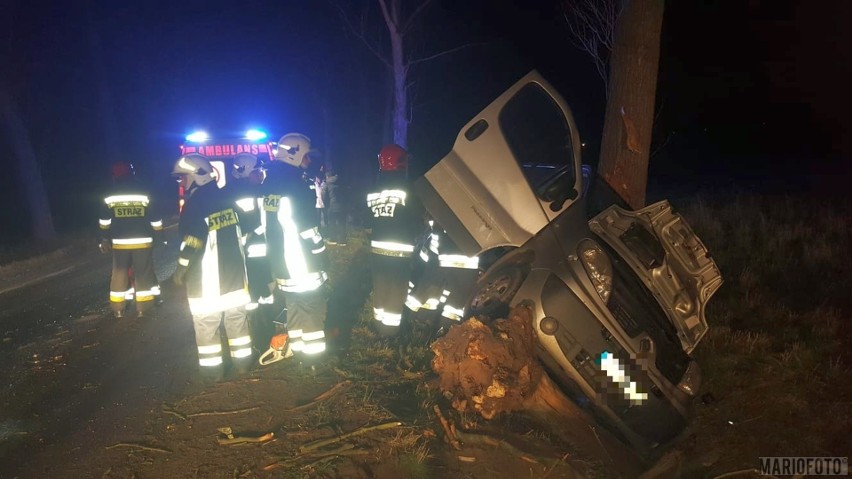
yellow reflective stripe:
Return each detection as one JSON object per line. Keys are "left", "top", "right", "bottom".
{"left": 302, "top": 330, "right": 325, "bottom": 341}
{"left": 438, "top": 254, "right": 480, "bottom": 269}
{"left": 228, "top": 335, "right": 252, "bottom": 347}
{"left": 105, "top": 194, "right": 149, "bottom": 205}
{"left": 247, "top": 243, "right": 267, "bottom": 257}
{"left": 230, "top": 347, "right": 253, "bottom": 358}
{"left": 182, "top": 235, "right": 203, "bottom": 249}
{"left": 99, "top": 219, "right": 112, "bottom": 226}
{"left": 236, "top": 197, "right": 256, "bottom": 211}
{"left": 113, "top": 237, "right": 153, "bottom": 245}
{"left": 113, "top": 243, "right": 153, "bottom": 250}
{"left": 199, "top": 357, "right": 223, "bottom": 367}
{"left": 198, "top": 343, "right": 222, "bottom": 354}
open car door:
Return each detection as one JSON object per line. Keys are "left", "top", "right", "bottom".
{"left": 414, "top": 70, "right": 584, "bottom": 257}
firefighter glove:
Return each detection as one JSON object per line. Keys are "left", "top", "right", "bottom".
{"left": 98, "top": 240, "right": 112, "bottom": 254}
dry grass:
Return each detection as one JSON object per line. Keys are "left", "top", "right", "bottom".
{"left": 676, "top": 194, "right": 852, "bottom": 476}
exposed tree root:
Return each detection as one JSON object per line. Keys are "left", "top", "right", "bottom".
{"left": 431, "top": 303, "right": 648, "bottom": 478}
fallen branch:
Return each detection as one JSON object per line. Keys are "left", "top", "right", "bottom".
{"left": 453, "top": 430, "right": 546, "bottom": 466}
{"left": 432, "top": 405, "right": 461, "bottom": 450}
{"left": 299, "top": 421, "right": 403, "bottom": 453}
{"left": 161, "top": 405, "right": 188, "bottom": 421}
{"left": 287, "top": 380, "right": 353, "bottom": 412}
{"left": 217, "top": 432, "right": 275, "bottom": 446}
{"left": 301, "top": 449, "right": 371, "bottom": 470}
{"left": 262, "top": 443, "right": 360, "bottom": 471}
{"left": 186, "top": 406, "right": 261, "bottom": 418}
{"left": 105, "top": 442, "right": 171, "bottom": 454}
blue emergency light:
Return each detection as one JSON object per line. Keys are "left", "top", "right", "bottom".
{"left": 245, "top": 129, "right": 268, "bottom": 141}
{"left": 185, "top": 131, "right": 209, "bottom": 142}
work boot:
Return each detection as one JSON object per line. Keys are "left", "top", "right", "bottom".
{"left": 230, "top": 357, "right": 254, "bottom": 379}
{"left": 113, "top": 309, "right": 125, "bottom": 319}
{"left": 199, "top": 366, "right": 224, "bottom": 386}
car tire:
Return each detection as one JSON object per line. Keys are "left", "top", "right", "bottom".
{"left": 468, "top": 265, "right": 526, "bottom": 320}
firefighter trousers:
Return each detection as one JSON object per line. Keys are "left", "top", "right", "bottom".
{"left": 110, "top": 247, "right": 157, "bottom": 315}
{"left": 371, "top": 253, "right": 412, "bottom": 328}
{"left": 283, "top": 289, "right": 327, "bottom": 356}
{"left": 192, "top": 305, "right": 253, "bottom": 373}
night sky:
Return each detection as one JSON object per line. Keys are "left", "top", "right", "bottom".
{"left": 1, "top": 0, "right": 849, "bottom": 242}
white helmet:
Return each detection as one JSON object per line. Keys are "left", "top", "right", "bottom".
{"left": 232, "top": 152, "right": 259, "bottom": 179}
{"left": 172, "top": 153, "right": 216, "bottom": 190}
{"left": 275, "top": 133, "right": 312, "bottom": 168}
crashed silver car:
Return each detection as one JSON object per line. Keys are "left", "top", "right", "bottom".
{"left": 414, "top": 70, "right": 723, "bottom": 453}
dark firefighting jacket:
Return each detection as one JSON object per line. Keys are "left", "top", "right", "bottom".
{"left": 177, "top": 182, "right": 255, "bottom": 315}
{"left": 367, "top": 171, "right": 422, "bottom": 259}
{"left": 99, "top": 178, "right": 163, "bottom": 248}
{"left": 261, "top": 161, "right": 328, "bottom": 292}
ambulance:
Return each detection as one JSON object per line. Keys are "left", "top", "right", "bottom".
{"left": 177, "top": 129, "right": 275, "bottom": 213}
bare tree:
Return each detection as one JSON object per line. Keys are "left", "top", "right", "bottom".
{"left": 1, "top": 88, "right": 57, "bottom": 242}
{"left": 2, "top": 3, "right": 57, "bottom": 242}
{"left": 328, "top": 0, "right": 484, "bottom": 148}
{"left": 562, "top": 0, "right": 622, "bottom": 90}
{"left": 563, "top": 0, "right": 665, "bottom": 209}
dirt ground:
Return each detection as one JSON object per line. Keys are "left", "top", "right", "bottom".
{"left": 0, "top": 228, "right": 607, "bottom": 479}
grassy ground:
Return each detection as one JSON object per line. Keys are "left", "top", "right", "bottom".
{"left": 6, "top": 194, "right": 850, "bottom": 477}
{"left": 674, "top": 194, "right": 852, "bottom": 477}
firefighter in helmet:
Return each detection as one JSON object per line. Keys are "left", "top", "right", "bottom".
{"left": 258, "top": 132, "right": 330, "bottom": 365}
{"left": 227, "top": 152, "right": 280, "bottom": 352}
{"left": 366, "top": 144, "right": 423, "bottom": 337}
{"left": 170, "top": 153, "right": 258, "bottom": 382}
{"left": 98, "top": 161, "right": 163, "bottom": 318}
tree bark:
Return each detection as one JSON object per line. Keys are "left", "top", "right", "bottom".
{"left": 597, "top": 0, "right": 665, "bottom": 209}
{"left": 431, "top": 304, "right": 647, "bottom": 477}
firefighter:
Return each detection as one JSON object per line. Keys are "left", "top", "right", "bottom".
{"left": 98, "top": 161, "right": 163, "bottom": 319}
{"left": 405, "top": 219, "right": 480, "bottom": 328}
{"left": 258, "top": 132, "right": 329, "bottom": 365}
{"left": 170, "top": 153, "right": 257, "bottom": 382}
{"left": 227, "top": 152, "right": 280, "bottom": 353}
{"left": 367, "top": 144, "right": 423, "bottom": 337}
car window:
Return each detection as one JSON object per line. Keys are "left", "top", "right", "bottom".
{"left": 498, "top": 83, "right": 576, "bottom": 205}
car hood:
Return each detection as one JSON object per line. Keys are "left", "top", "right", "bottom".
{"left": 589, "top": 201, "right": 723, "bottom": 353}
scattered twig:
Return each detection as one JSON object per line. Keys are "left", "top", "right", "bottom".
{"left": 217, "top": 432, "right": 275, "bottom": 446}
{"left": 105, "top": 442, "right": 171, "bottom": 454}
{"left": 299, "top": 421, "right": 403, "bottom": 453}
{"left": 301, "top": 448, "right": 370, "bottom": 470}
{"left": 541, "top": 452, "right": 571, "bottom": 479}
{"left": 713, "top": 469, "right": 779, "bottom": 479}
{"left": 186, "top": 406, "right": 261, "bottom": 418}
{"left": 287, "top": 380, "right": 353, "bottom": 412}
{"left": 161, "top": 405, "right": 188, "bottom": 421}
{"left": 433, "top": 405, "right": 461, "bottom": 450}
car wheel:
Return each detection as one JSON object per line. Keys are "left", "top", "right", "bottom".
{"left": 468, "top": 265, "right": 526, "bottom": 320}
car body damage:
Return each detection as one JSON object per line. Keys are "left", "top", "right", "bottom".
{"left": 414, "top": 70, "right": 722, "bottom": 452}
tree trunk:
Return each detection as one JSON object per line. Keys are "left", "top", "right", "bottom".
{"left": 431, "top": 305, "right": 647, "bottom": 477}
{"left": 1, "top": 91, "right": 57, "bottom": 242}
{"left": 597, "top": 0, "right": 665, "bottom": 209}
{"left": 389, "top": 27, "right": 408, "bottom": 148}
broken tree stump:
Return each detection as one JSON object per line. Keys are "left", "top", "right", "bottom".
{"left": 431, "top": 303, "right": 647, "bottom": 477}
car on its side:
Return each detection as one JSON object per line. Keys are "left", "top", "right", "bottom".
{"left": 414, "top": 70, "right": 722, "bottom": 454}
